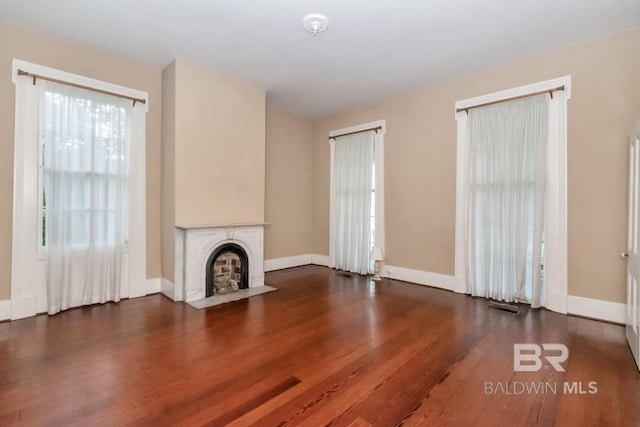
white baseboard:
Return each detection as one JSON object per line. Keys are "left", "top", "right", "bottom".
{"left": 0, "top": 300, "right": 11, "bottom": 321}
{"left": 0, "top": 273, "right": 625, "bottom": 326}
{"left": 146, "top": 278, "right": 161, "bottom": 294}
{"left": 383, "top": 264, "right": 460, "bottom": 292}
{"left": 567, "top": 295, "right": 625, "bottom": 324}
{"left": 382, "top": 265, "right": 624, "bottom": 324}
{"left": 11, "top": 296, "right": 37, "bottom": 320}
{"left": 263, "top": 254, "right": 330, "bottom": 271}
{"left": 161, "top": 278, "right": 176, "bottom": 301}
{"left": 265, "top": 255, "right": 313, "bottom": 272}
{"left": 129, "top": 278, "right": 149, "bottom": 299}
{"left": 311, "top": 254, "right": 330, "bottom": 267}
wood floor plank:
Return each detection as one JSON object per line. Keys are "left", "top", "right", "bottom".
{"left": 398, "top": 308, "right": 517, "bottom": 426}
{"left": 0, "top": 265, "right": 638, "bottom": 426}
{"left": 248, "top": 322, "right": 444, "bottom": 426}
{"left": 226, "top": 299, "right": 446, "bottom": 426}
{"left": 348, "top": 417, "right": 372, "bottom": 427}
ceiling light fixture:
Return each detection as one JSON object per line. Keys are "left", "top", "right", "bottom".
{"left": 302, "top": 14, "right": 329, "bottom": 36}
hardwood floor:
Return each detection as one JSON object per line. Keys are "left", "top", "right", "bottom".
{"left": 1, "top": 265, "right": 638, "bottom": 426}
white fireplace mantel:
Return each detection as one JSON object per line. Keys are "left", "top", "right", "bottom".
{"left": 173, "top": 223, "right": 265, "bottom": 302}
{"left": 175, "top": 222, "right": 269, "bottom": 230}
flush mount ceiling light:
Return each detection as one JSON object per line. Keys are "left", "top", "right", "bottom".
{"left": 302, "top": 14, "right": 329, "bottom": 36}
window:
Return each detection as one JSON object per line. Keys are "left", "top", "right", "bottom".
{"left": 329, "top": 121, "right": 385, "bottom": 275}
{"left": 370, "top": 162, "right": 376, "bottom": 254}
{"left": 11, "top": 59, "right": 149, "bottom": 319}
{"left": 454, "top": 77, "right": 570, "bottom": 314}
{"left": 466, "top": 94, "right": 548, "bottom": 305}
{"left": 39, "top": 86, "right": 131, "bottom": 248}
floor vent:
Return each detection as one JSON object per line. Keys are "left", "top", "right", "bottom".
{"left": 488, "top": 300, "right": 520, "bottom": 314}
{"left": 336, "top": 272, "right": 355, "bottom": 278}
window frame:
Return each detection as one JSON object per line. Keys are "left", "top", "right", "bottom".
{"left": 329, "top": 120, "right": 386, "bottom": 273}
{"left": 454, "top": 76, "right": 571, "bottom": 314}
{"left": 10, "top": 59, "right": 149, "bottom": 319}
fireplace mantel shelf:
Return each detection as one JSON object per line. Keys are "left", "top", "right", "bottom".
{"left": 175, "top": 222, "right": 270, "bottom": 230}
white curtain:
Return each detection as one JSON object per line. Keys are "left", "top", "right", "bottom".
{"left": 41, "top": 81, "right": 131, "bottom": 315}
{"left": 466, "top": 94, "right": 548, "bottom": 307}
{"left": 330, "top": 131, "right": 375, "bottom": 275}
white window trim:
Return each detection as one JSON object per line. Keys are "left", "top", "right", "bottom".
{"left": 10, "top": 59, "right": 148, "bottom": 319}
{"left": 454, "top": 76, "right": 571, "bottom": 314}
{"left": 329, "top": 120, "right": 386, "bottom": 270}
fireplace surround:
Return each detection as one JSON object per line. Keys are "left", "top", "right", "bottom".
{"left": 173, "top": 223, "right": 265, "bottom": 302}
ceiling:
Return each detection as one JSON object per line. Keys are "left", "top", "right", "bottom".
{"left": 1, "top": 1, "right": 639, "bottom": 119}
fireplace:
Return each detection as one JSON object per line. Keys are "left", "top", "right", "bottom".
{"left": 172, "top": 223, "right": 265, "bottom": 302}
{"left": 206, "top": 243, "right": 249, "bottom": 297}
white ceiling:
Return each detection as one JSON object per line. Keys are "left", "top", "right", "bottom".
{"left": 1, "top": 0, "right": 639, "bottom": 119}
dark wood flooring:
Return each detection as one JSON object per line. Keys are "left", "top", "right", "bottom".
{"left": 1, "top": 265, "right": 638, "bottom": 426}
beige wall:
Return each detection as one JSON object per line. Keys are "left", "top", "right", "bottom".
{"left": 2, "top": 21, "right": 637, "bottom": 306}
{"left": 160, "top": 59, "right": 266, "bottom": 282}
{"left": 173, "top": 59, "right": 266, "bottom": 226}
{"left": 265, "top": 107, "right": 314, "bottom": 260}
{"left": 0, "top": 23, "right": 162, "bottom": 299}
{"left": 313, "top": 28, "right": 640, "bottom": 304}
{"left": 161, "top": 61, "right": 176, "bottom": 282}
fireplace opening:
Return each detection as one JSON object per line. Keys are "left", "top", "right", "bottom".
{"left": 205, "top": 243, "right": 249, "bottom": 297}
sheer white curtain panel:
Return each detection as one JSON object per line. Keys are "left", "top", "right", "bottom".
{"left": 41, "top": 81, "right": 131, "bottom": 315}
{"left": 330, "top": 131, "right": 375, "bottom": 275}
{"left": 466, "top": 94, "right": 548, "bottom": 307}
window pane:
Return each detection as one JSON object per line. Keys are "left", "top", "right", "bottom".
{"left": 41, "top": 86, "right": 130, "bottom": 248}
